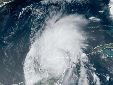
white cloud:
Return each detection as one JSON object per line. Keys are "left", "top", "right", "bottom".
{"left": 24, "top": 14, "right": 88, "bottom": 85}
{"left": 41, "top": 0, "right": 89, "bottom": 4}
{"left": 109, "top": 0, "right": 113, "bottom": 18}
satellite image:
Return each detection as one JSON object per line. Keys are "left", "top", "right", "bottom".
{"left": 0, "top": 0, "right": 113, "bottom": 85}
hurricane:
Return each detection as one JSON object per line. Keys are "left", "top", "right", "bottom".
{"left": 24, "top": 13, "right": 100, "bottom": 85}
{"left": 0, "top": 0, "right": 113, "bottom": 85}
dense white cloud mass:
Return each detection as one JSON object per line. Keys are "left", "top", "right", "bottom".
{"left": 109, "top": 0, "right": 113, "bottom": 18}
{"left": 24, "top": 13, "right": 101, "bottom": 85}
{"left": 24, "top": 14, "right": 89, "bottom": 85}
{"left": 41, "top": 0, "right": 89, "bottom": 4}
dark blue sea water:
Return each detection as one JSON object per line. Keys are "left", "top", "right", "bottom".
{"left": 0, "top": 0, "right": 113, "bottom": 85}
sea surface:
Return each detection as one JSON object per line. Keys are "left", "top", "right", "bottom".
{"left": 0, "top": 0, "right": 113, "bottom": 85}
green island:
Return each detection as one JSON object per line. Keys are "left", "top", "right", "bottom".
{"left": 88, "top": 43, "right": 113, "bottom": 57}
